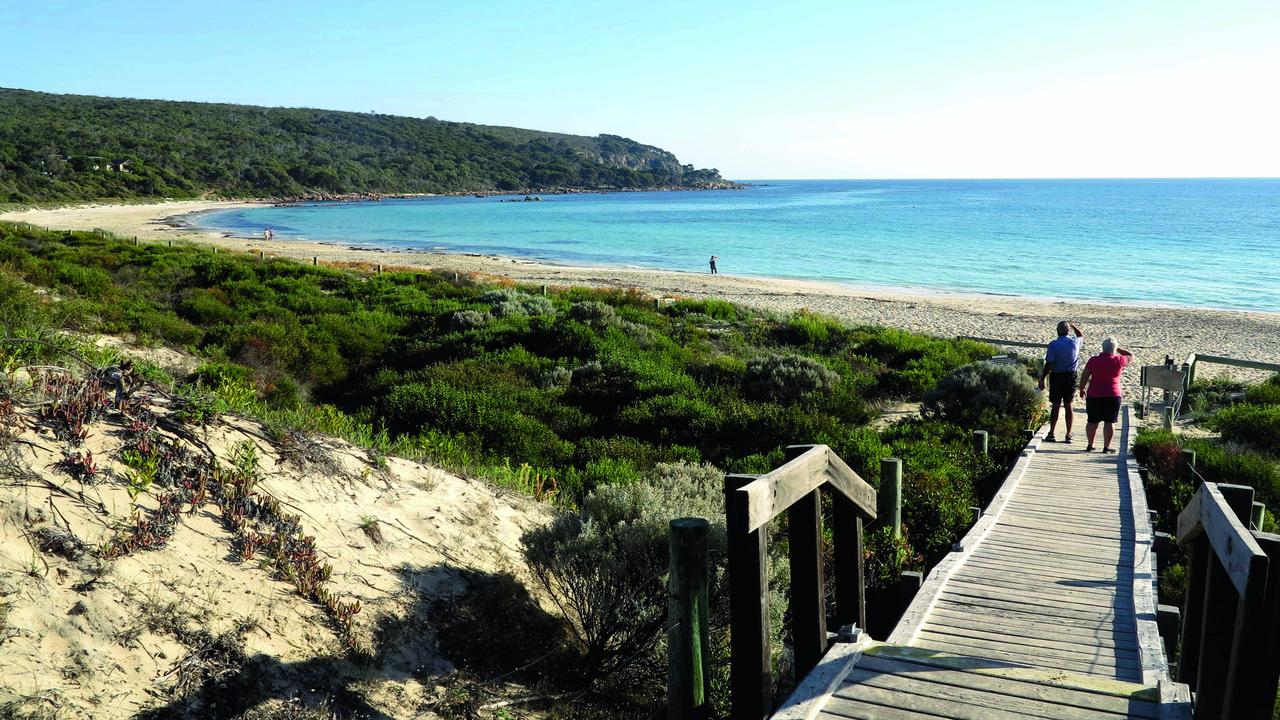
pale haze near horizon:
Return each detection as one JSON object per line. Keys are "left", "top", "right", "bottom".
{"left": 2, "top": 1, "right": 1277, "bottom": 180}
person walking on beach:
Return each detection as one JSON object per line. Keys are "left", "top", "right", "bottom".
{"left": 1038, "top": 321, "right": 1083, "bottom": 442}
{"left": 264, "top": 227, "right": 274, "bottom": 242}
{"left": 1078, "top": 336, "right": 1133, "bottom": 453}
{"left": 709, "top": 255, "right": 718, "bottom": 274}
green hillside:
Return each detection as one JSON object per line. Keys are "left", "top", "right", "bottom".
{"left": 0, "top": 88, "right": 730, "bottom": 203}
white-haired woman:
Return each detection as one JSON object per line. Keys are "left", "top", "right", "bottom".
{"left": 1077, "top": 336, "right": 1133, "bottom": 452}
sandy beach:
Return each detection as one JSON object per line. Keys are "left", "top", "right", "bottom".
{"left": 5, "top": 200, "right": 1279, "bottom": 396}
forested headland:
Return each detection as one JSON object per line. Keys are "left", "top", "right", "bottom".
{"left": 0, "top": 88, "right": 732, "bottom": 204}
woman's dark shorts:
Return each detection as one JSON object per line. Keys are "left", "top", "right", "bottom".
{"left": 1086, "top": 396, "right": 1122, "bottom": 424}
{"left": 1048, "top": 371, "right": 1077, "bottom": 405}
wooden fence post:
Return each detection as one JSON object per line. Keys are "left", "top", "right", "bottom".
{"left": 1252, "top": 502, "right": 1266, "bottom": 531}
{"left": 879, "top": 458, "right": 902, "bottom": 539}
{"left": 831, "top": 493, "right": 866, "bottom": 632}
{"left": 541, "top": 284, "right": 547, "bottom": 297}
{"left": 133, "top": 236, "right": 138, "bottom": 245}
{"left": 668, "top": 518, "right": 711, "bottom": 720}
{"left": 312, "top": 256, "right": 318, "bottom": 266}
{"left": 784, "top": 447, "right": 826, "bottom": 680}
{"left": 1199, "top": 484, "right": 1256, "bottom": 718}
{"left": 1157, "top": 604, "right": 1181, "bottom": 677}
{"left": 1163, "top": 406, "right": 1174, "bottom": 431}
{"left": 1020, "top": 429, "right": 1036, "bottom": 445}
{"left": 1181, "top": 450, "right": 1198, "bottom": 487}
{"left": 259, "top": 250, "right": 265, "bottom": 260}
{"left": 725, "top": 473, "right": 770, "bottom": 720}
{"left": 896, "top": 571, "right": 922, "bottom": 624}
{"left": 377, "top": 264, "right": 383, "bottom": 275}
{"left": 1177, "top": 539, "right": 1208, "bottom": 687}
{"left": 972, "top": 430, "right": 988, "bottom": 455}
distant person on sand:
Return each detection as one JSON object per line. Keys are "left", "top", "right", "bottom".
{"left": 1038, "top": 321, "right": 1084, "bottom": 443}
{"left": 709, "top": 255, "right": 718, "bottom": 274}
{"left": 264, "top": 227, "right": 274, "bottom": 241}
{"left": 1078, "top": 336, "right": 1133, "bottom": 453}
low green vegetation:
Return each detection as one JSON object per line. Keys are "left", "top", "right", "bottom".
{"left": 0, "top": 88, "right": 726, "bottom": 203}
{"left": 0, "top": 222, "right": 1045, "bottom": 717}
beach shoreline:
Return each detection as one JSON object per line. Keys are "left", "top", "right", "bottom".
{"left": 4, "top": 199, "right": 1279, "bottom": 394}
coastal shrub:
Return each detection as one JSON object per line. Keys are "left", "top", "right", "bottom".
{"left": 666, "top": 298, "right": 739, "bottom": 321}
{"left": 921, "top": 361, "right": 1041, "bottom": 434}
{"left": 522, "top": 461, "right": 785, "bottom": 709}
{"left": 1246, "top": 374, "right": 1280, "bottom": 406}
{"left": 1208, "top": 403, "right": 1280, "bottom": 455}
{"left": 448, "top": 309, "right": 489, "bottom": 332}
{"left": 855, "top": 329, "right": 994, "bottom": 397}
{"left": 537, "top": 365, "right": 572, "bottom": 388}
{"left": 1183, "top": 377, "right": 1249, "bottom": 418}
{"left": 743, "top": 354, "right": 839, "bottom": 403}
{"left": 568, "top": 300, "right": 617, "bottom": 327}
{"left": 481, "top": 289, "right": 556, "bottom": 317}
{"left": 777, "top": 311, "right": 845, "bottom": 349}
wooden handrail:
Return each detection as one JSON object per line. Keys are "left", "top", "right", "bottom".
{"left": 1174, "top": 482, "right": 1280, "bottom": 719}
{"left": 1182, "top": 352, "right": 1280, "bottom": 387}
{"left": 725, "top": 444, "right": 876, "bottom": 720}
{"left": 737, "top": 445, "right": 877, "bottom": 532}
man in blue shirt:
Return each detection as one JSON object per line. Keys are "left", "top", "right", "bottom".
{"left": 1038, "top": 320, "right": 1084, "bottom": 442}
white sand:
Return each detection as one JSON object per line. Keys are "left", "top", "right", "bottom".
{"left": 6, "top": 200, "right": 1280, "bottom": 396}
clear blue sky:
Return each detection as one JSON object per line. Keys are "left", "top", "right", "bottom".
{"left": 3, "top": 1, "right": 1277, "bottom": 178}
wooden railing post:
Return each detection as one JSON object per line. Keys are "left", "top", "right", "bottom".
{"left": 725, "top": 473, "right": 770, "bottom": 720}
{"left": 971, "top": 430, "right": 988, "bottom": 455}
{"left": 879, "top": 458, "right": 902, "bottom": 539}
{"left": 1163, "top": 406, "right": 1175, "bottom": 431}
{"left": 831, "top": 495, "right": 866, "bottom": 632}
{"left": 1251, "top": 502, "right": 1266, "bottom": 531}
{"left": 1181, "top": 449, "right": 1198, "bottom": 487}
{"left": 784, "top": 447, "right": 827, "bottom": 680}
{"left": 1177, "top": 538, "right": 1209, "bottom": 688}
{"left": 668, "top": 518, "right": 711, "bottom": 720}
{"left": 1246, "top": 532, "right": 1280, "bottom": 717}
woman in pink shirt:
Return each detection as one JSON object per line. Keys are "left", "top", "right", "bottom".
{"left": 1077, "top": 336, "right": 1134, "bottom": 453}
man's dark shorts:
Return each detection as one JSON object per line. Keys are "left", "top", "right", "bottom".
{"left": 1086, "top": 396, "right": 1122, "bottom": 424}
{"left": 1048, "top": 371, "right": 1077, "bottom": 405}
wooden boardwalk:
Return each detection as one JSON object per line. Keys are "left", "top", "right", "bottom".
{"left": 774, "top": 407, "right": 1190, "bottom": 719}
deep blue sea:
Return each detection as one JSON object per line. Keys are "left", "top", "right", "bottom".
{"left": 196, "top": 179, "right": 1280, "bottom": 312}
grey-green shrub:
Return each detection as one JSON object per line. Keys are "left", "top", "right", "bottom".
{"left": 538, "top": 365, "right": 572, "bottom": 388}
{"left": 522, "top": 461, "right": 788, "bottom": 703}
{"left": 920, "top": 361, "right": 1041, "bottom": 433}
{"left": 568, "top": 300, "right": 617, "bottom": 327}
{"left": 482, "top": 289, "right": 556, "bottom": 317}
{"left": 744, "top": 354, "right": 839, "bottom": 403}
{"left": 449, "top": 309, "right": 490, "bottom": 331}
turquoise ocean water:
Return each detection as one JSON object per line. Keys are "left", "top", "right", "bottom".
{"left": 196, "top": 179, "right": 1280, "bottom": 312}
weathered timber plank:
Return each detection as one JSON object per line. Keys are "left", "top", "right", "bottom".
{"left": 948, "top": 569, "right": 1121, "bottom": 598}
{"left": 914, "top": 629, "right": 1138, "bottom": 673}
{"left": 857, "top": 650, "right": 1158, "bottom": 712}
{"left": 963, "top": 551, "right": 1126, "bottom": 577}
{"left": 911, "top": 636, "right": 1140, "bottom": 681}
{"left": 930, "top": 598, "right": 1120, "bottom": 630}
{"left": 937, "top": 589, "right": 1127, "bottom": 622}
{"left": 772, "top": 636, "right": 871, "bottom": 720}
{"left": 916, "top": 625, "right": 1139, "bottom": 667}
{"left": 834, "top": 677, "right": 1057, "bottom": 720}
{"left": 922, "top": 612, "right": 1140, "bottom": 650}
{"left": 975, "top": 537, "right": 1130, "bottom": 564}
{"left": 944, "top": 577, "right": 1128, "bottom": 611}
{"left": 844, "top": 661, "right": 1157, "bottom": 720}
{"left": 819, "top": 694, "right": 974, "bottom": 720}
{"left": 995, "top": 520, "right": 1134, "bottom": 544}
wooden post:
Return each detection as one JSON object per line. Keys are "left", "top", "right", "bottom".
{"left": 312, "top": 256, "right": 318, "bottom": 266}
{"left": 1178, "top": 539, "right": 1208, "bottom": 688}
{"left": 167, "top": 240, "right": 172, "bottom": 247}
{"left": 541, "top": 284, "right": 547, "bottom": 297}
{"left": 1157, "top": 604, "right": 1181, "bottom": 676}
{"left": 784, "top": 447, "right": 826, "bottom": 680}
{"left": 1163, "top": 406, "right": 1174, "bottom": 431}
{"left": 1211, "top": 484, "right": 1259, "bottom": 719}
{"left": 377, "top": 264, "right": 383, "bottom": 275}
{"left": 880, "top": 458, "right": 902, "bottom": 539}
{"left": 831, "top": 495, "right": 866, "bottom": 632}
{"left": 212, "top": 247, "right": 217, "bottom": 254}
{"left": 1245, "top": 532, "right": 1280, "bottom": 716}
{"left": 972, "top": 430, "right": 989, "bottom": 455}
{"left": 1020, "top": 429, "right": 1036, "bottom": 445}
{"left": 453, "top": 272, "right": 459, "bottom": 282}
{"left": 668, "top": 518, "right": 711, "bottom": 720}
{"left": 133, "top": 236, "right": 138, "bottom": 245}
{"left": 259, "top": 250, "right": 265, "bottom": 260}
{"left": 655, "top": 298, "right": 661, "bottom": 311}
{"left": 896, "top": 571, "right": 923, "bottom": 626}
{"left": 1181, "top": 449, "right": 1198, "bottom": 488}
{"left": 725, "top": 473, "right": 771, "bottom": 720}
{"left": 1251, "top": 502, "right": 1266, "bottom": 531}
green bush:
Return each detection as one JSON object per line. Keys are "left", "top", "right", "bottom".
{"left": 1246, "top": 374, "right": 1280, "bottom": 406}
{"left": 1209, "top": 403, "right": 1280, "bottom": 453}
{"left": 921, "top": 361, "right": 1042, "bottom": 434}
{"left": 743, "top": 354, "right": 839, "bottom": 403}
{"left": 666, "top": 298, "right": 739, "bottom": 320}
{"left": 448, "top": 309, "right": 489, "bottom": 331}
{"left": 568, "top": 300, "right": 617, "bottom": 327}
